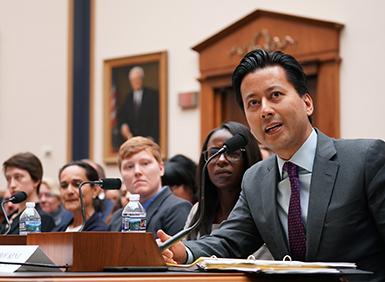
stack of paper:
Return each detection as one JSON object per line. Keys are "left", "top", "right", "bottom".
{"left": 168, "top": 257, "right": 356, "bottom": 274}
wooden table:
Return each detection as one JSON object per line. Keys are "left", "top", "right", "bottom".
{"left": 0, "top": 271, "right": 345, "bottom": 282}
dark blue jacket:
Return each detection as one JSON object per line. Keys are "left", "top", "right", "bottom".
{"left": 55, "top": 211, "right": 108, "bottom": 231}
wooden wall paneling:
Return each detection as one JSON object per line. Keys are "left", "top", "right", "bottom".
{"left": 199, "top": 76, "right": 232, "bottom": 142}
{"left": 214, "top": 90, "right": 222, "bottom": 128}
{"left": 193, "top": 9, "right": 344, "bottom": 142}
{"left": 315, "top": 60, "right": 341, "bottom": 137}
{"left": 200, "top": 81, "right": 216, "bottom": 143}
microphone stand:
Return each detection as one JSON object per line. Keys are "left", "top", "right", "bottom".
{"left": 158, "top": 147, "right": 227, "bottom": 251}
{"left": 1, "top": 192, "right": 27, "bottom": 235}
{"left": 77, "top": 179, "right": 121, "bottom": 232}
{"left": 1, "top": 201, "right": 12, "bottom": 236}
{"left": 78, "top": 181, "right": 92, "bottom": 232}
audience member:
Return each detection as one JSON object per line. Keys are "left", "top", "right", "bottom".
{"left": 158, "top": 49, "right": 385, "bottom": 282}
{"left": 39, "top": 178, "right": 72, "bottom": 230}
{"left": 184, "top": 121, "right": 262, "bottom": 240}
{"left": 104, "top": 189, "right": 123, "bottom": 224}
{"left": 109, "top": 136, "right": 192, "bottom": 236}
{"left": 120, "top": 182, "right": 130, "bottom": 207}
{"left": 162, "top": 154, "right": 198, "bottom": 204}
{"left": 57, "top": 161, "right": 107, "bottom": 231}
{"left": 103, "top": 183, "right": 130, "bottom": 225}
{"left": 104, "top": 190, "right": 121, "bottom": 208}
{"left": 2, "top": 152, "right": 55, "bottom": 234}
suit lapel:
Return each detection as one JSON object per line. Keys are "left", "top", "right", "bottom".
{"left": 306, "top": 131, "right": 339, "bottom": 259}
{"left": 145, "top": 187, "right": 170, "bottom": 225}
{"left": 260, "top": 158, "right": 289, "bottom": 258}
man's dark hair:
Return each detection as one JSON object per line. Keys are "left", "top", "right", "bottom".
{"left": 232, "top": 49, "right": 309, "bottom": 109}
{"left": 3, "top": 152, "right": 43, "bottom": 191}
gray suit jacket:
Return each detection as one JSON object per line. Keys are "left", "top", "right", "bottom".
{"left": 185, "top": 130, "right": 385, "bottom": 282}
{"left": 109, "top": 186, "right": 192, "bottom": 236}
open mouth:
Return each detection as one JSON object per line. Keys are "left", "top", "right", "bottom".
{"left": 66, "top": 198, "right": 78, "bottom": 201}
{"left": 265, "top": 123, "right": 282, "bottom": 134}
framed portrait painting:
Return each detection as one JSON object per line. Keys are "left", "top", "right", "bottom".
{"left": 103, "top": 51, "right": 168, "bottom": 163}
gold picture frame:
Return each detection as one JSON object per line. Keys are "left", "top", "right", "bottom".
{"left": 103, "top": 51, "right": 168, "bottom": 164}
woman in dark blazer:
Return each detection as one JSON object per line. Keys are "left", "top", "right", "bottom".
{"left": 56, "top": 161, "right": 107, "bottom": 232}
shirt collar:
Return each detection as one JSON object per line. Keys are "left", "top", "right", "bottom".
{"left": 141, "top": 186, "right": 164, "bottom": 210}
{"left": 277, "top": 128, "right": 317, "bottom": 178}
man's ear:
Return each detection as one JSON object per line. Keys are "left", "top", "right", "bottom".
{"left": 33, "top": 179, "right": 41, "bottom": 191}
{"left": 303, "top": 93, "right": 314, "bottom": 116}
{"left": 159, "top": 161, "right": 165, "bottom": 177}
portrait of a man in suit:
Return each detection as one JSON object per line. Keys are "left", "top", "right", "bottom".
{"left": 117, "top": 66, "right": 159, "bottom": 145}
{"left": 105, "top": 52, "right": 167, "bottom": 162}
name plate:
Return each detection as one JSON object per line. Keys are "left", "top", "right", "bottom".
{"left": 0, "top": 245, "right": 60, "bottom": 273}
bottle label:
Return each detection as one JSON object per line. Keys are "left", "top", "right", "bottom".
{"left": 20, "top": 220, "right": 41, "bottom": 235}
{"left": 121, "top": 216, "right": 146, "bottom": 232}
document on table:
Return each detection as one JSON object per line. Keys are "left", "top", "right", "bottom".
{"left": 167, "top": 256, "right": 356, "bottom": 274}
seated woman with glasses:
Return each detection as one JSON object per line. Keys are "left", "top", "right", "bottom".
{"left": 185, "top": 121, "right": 262, "bottom": 239}
{"left": 57, "top": 161, "right": 108, "bottom": 232}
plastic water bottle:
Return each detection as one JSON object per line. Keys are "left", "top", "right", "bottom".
{"left": 121, "top": 194, "right": 146, "bottom": 232}
{"left": 19, "top": 202, "right": 41, "bottom": 235}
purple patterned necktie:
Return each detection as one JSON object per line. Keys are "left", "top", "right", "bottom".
{"left": 283, "top": 162, "right": 306, "bottom": 261}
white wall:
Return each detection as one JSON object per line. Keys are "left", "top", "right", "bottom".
{"left": 0, "top": 0, "right": 68, "bottom": 188}
{"left": 1, "top": 0, "right": 385, "bottom": 188}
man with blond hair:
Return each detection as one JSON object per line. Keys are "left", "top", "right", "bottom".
{"left": 109, "top": 136, "right": 191, "bottom": 236}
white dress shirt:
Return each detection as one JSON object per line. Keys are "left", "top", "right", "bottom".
{"left": 133, "top": 90, "right": 143, "bottom": 107}
{"left": 185, "top": 129, "right": 318, "bottom": 262}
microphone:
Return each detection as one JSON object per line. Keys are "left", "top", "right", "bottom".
{"left": 210, "top": 132, "right": 248, "bottom": 160}
{"left": 159, "top": 133, "right": 248, "bottom": 251}
{"left": 1, "top": 191, "right": 28, "bottom": 235}
{"left": 5, "top": 191, "right": 28, "bottom": 204}
{"left": 77, "top": 178, "right": 122, "bottom": 232}
{"left": 91, "top": 178, "right": 122, "bottom": 190}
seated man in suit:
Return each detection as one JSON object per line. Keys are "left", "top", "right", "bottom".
{"left": 109, "top": 136, "right": 192, "bottom": 236}
{"left": 2, "top": 152, "right": 55, "bottom": 234}
{"left": 159, "top": 49, "right": 385, "bottom": 282}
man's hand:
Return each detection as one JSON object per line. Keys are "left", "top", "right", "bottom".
{"left": 121, "top": 124, "right": 133, "bottom": 140}
{"left": 157, "top": 229, "right": 188, "bottom": 264}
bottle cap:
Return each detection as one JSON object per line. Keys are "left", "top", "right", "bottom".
{"left": 26, "top": 202, "right": 36, "bottom": 208}
{"left": 129, "top": 194, "right": 140, "bottom": 201}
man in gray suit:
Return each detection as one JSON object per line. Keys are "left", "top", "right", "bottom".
{"left": 158, "top": 49, "right": 385, "bottom": 281}
{"left": 109, "top": 136, "right": 192, "bottom": 236}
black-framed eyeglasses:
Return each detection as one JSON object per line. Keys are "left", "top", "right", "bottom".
{"left": 203, "top": 147, "right": 246, "bottom": 162}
